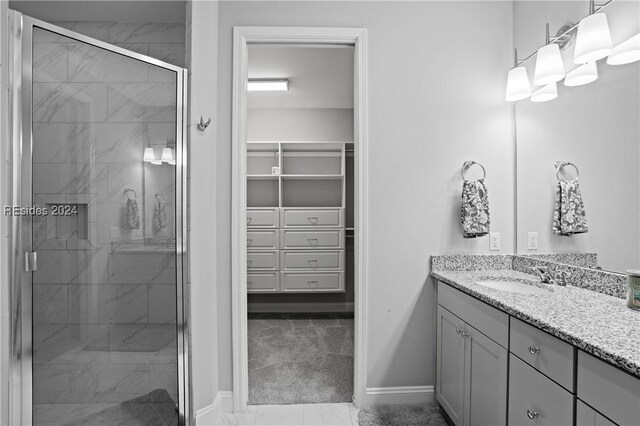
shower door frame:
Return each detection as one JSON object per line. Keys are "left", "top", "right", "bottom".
{"left": 7, "top": 12, "right": 191, "bottom": 426}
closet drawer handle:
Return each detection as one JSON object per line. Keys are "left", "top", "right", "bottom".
{"left": 247, "top": 259, "right": 253, "bottom": 265}
{"left": 247, "top": 281, "right": 253, "bottom": 285}
{"left": 526, "top": 410, "right": 538, "bottom": 420}
{"left": 528, "top": 345, "right": 540, "bottom": 355}
{"left": 307, "top": 216, "right": 319, "bottom": 223}
{"left": 307, "top": 238, "right": 319, "bottom": 245}
{"left": 247, "top": 239, "right": 253, "bottom": 245}
{"left": 307, "top": 259, "right": 319, "bottom": 264}
{"left": 247, "top": 217, "right": 252, "bottom": 224}
{"left": 307, "top": 280, "right": 318, "bottom": 284}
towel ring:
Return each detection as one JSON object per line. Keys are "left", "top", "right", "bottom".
{"left": 555, "top": 161, "right": 579, "bottom": 181}
{"left": 125, "top": 188, "right": 137, "bottom": 200}
{"left": 155, "top": 193, "right": 165, "bottom": 202}
{"left": 461, "top": 161, "right": 486, "bottom": 182}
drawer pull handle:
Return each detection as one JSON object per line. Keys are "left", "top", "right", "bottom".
{"left": 308, "top": 259, "right": 319, "bottom": 264}
{"left": 526, "top": 410, "right": 538, "bottom": 420}
{"left": 461, "top": 332, "right": 469, "bottom": 339}
{"left": 528, "top": 345, "right": 540, "bottom": 355}
{"left": 307, "top": 216, "right": 319, "bottom": 223}
{"left": 247, "top": 217, "right": 252, "bottom": 224}
{"left": 456, "top": 328, "right": 463, "bottom": 335}
{"left": 247, "top": 259, "right": 253, "bottom": 265}
{"left": 307, "top": 238, "right": 319, "bottom": 245}
{"left": 307, "top": 280, "right": 318, "bottom": 284}
{"left": 248, "top": 281, "right": 253, "bottom": 285}
{"left": 247, "top": 239, "right": 252, "bottom": 245}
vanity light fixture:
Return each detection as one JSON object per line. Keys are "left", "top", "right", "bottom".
{"left": 143, "top": 147, "right": 156, "bottom": 163}
{"left": 247, "top": 79, "right": 289, "bottom": 92}
{"left": 607, "top": 33, "right": 640, "bottom": 65}
{"left": 505, "top": 49, "right": 532, "bottom": 102}
{"left": 161, "top": 147, "right": 173, "bottom": 163}
{"left": 564, "top": 62, "right": 598, "bottom": 86}
{"left": 534, "top": 24, "right": 566, "bottom": 85}
{"left": 530, "top": 82, "right": 558, "bottom": 102}
{"left": 573, "top": 0, "right": 613, "bottom": 64}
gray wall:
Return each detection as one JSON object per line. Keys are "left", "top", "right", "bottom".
{"left": 217, "top": 1, "right": 515, "bottom": 391}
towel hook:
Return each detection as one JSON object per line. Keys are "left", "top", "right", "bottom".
{"left": 125, "top": 188, "right": 137, "bottom": 200}
{"left": 461, "top": 160, "right": 486, "bottom": 182}
{"left": 555, "top": 161, "right": 579, "bottom": 181}
{"left": 197, "top": 116, "right": 212, "bottom": 131}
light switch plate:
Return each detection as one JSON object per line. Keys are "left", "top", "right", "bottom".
{"left": 489, "top": 233, "right": 501, "bottom": 251}
{"left": 528, "top": 232, "right": 538, "bottom": 250}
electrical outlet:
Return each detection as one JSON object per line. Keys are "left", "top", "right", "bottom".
{"left": 527, "top": 232, "right": 539, "bottom": 250}
{"left": 489, "top": 233, "right": 501, "bottom": 251}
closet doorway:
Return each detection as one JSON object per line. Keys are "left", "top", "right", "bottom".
{"left": 231, "top": 27, "right": 368, "bottom": 411}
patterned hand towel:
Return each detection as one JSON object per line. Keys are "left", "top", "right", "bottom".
{"left": 461, "top": 180, "right": 490, "bottom": 238}
{"left": 126, "top": 198, "right": 140, "bottom": 229}
{"left": 553, "top": 179, "right": 588, "bottom": 236}
{"left": 153, "top": 196, "right": 167, "bottom": 234}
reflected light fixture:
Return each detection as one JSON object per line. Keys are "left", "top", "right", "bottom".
{"left": 607, "top": 33, "right": 640, "bottom": 65}
{"left": 534, "top": 24, "right": 565, "bottom": 85}
{"left": 143, "top": 147, "right": 156, "bottom": 163}
{"left": 574, "top": 1, "right": 612, "bottom": 64}
{"left": 168, "top": 149, "right": 176, "bottom": 166}
{"left": 564, "top": 62, "right": 598, "bottom": 86}
{"left": 505, "top": 49, "right": 531, "bottom": 102}
{"left": 247, "top": 79, "right": 289, "bottom": 91}
{"left": 530, "top": 82, "right": 558, "bottom": 103}
{"left": 161, "top": 147, "right": 173, "bottom": 163}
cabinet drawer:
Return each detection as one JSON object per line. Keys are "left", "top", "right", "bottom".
{"left": 510, "top": 317, "right": 575, "bottom": 391}
{"left": 247, "top": 208, "right": 279, "bottom": 228}
{"left": 247, "top": 272, "right": 279, "bottom": 293}
{"left": 281, "top": 208, "right": 343, "bottom": 228}
{"left": 437, "top": 281, "right": 509, "bottom": 348}
{"left": 577, "top": 350, "right": 640, "bottom": 426}
{"left": 508, "top": 354, "right": 574, "bottom": 426}
{"left": 247, "top": 230, "right": 278, "bottom": 250}
{"left": 280, "top": 229, "right": 344, "bottom": 249}
{"left": 247, "top": 251, "right": 279, "bottom": 270}
{"left": 281, "top": 250, "right": 344, "bottom": 270}
{"left": 281, "top": 272, "right": 344, "bottom": 292}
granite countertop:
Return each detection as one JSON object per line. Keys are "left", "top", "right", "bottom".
{"left": 431, "top": 269, "right": 640, "bottom": 378}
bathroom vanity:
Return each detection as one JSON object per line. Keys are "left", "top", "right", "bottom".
{"left": 432, "top": 263, "right": 640, "bottom": 426}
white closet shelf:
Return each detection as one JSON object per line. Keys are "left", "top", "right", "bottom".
{"left": 280, "top": 174, "right": 344, "bottom": 181}
{"left": 247, "top": 174, "right": 279, "bottom": 180}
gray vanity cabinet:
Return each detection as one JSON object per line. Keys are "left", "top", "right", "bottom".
{"left": 576, "top": 400, "right": 616, "bottom": 426}
{"left": 437, "top": 283, "right": 508, "bottom": 426}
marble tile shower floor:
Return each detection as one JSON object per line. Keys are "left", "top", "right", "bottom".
{"left": 248, "top": 315, "right": 354, "bottom": 405}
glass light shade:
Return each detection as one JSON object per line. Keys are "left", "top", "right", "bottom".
{"left": 574, "top": 13, "right": 613, "bottom": 64}
{"left": 247, "top": 80, "right": 289, "bottom": 91}
{"left": 143, "top": 147, "right": 155, "bottom": 162}
{"left": 534, "top": 43, "right": 565, "bottom": 85}
{"left": 168, "top": 149, "right": 177, "bottom": 165}
{"left": 161, "top": 147, "right": 173, "bottom": 163}
{"left": 505, "top": 67, "right": 532, "bottom": 102}
{"left": 607, "top": 33, "right": 640, "bottom": 65}
{"left": 564, "top": 62, "right": 598, "bottom": 86}
{"left": 530, "top": 83, "right": 558, "bottom": 103}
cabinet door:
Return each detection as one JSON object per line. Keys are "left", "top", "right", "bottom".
{"left": 464, "top": 324, "right": 508, "bottom": 426}
{"left": 437, "top": 306, "right": 466, "bottom": 425}
{"left": 576, "top": 400, "right": 618, "bottom": 426}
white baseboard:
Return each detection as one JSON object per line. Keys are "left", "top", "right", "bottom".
{"left": 362, "top": 385, "right": 434, "bottom": 406}
{"left": 195, "top": 391, "right": 233, "bottom": 425}
{"left": 248, "top": 302, "right": 354, "bottom": 313}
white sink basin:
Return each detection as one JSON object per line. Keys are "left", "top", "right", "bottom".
{"left": 475, "top": 279, "right": 552, "bottom": 295}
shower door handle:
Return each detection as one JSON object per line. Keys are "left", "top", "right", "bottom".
{"left": 25, "top": 251, "right": 37, "bottom": 272}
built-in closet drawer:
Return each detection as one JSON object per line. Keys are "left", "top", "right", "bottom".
{"left": 281, "top": 272, "right": 344, "bottom": 292}
{"left": 281, "top": 250, "right": 344, "bottom": 270}
{"left": 280, "top": 229, "right": 344, "bottom": 249}
{"left": 577, "top": 350, "right": 640, "bottom": 426}
{"left": 510, "top": 317, "right": 575, "bottom": 391}
{"left": 247, "top": 251, "right": 279, "bottom": 270}
{"left": 247, "top": 208, "right": 279, "bottom": 228}
{"left": 437, "top": 282, "right": 509, "bottom": 348}
{"left": 281, "top": 208, "right": 343, "bottom": 228}
{"left": 247, "top": 272, "right": 279, "bottom": 292}
{"left": 508, "top": 354, "right": 574, "bottom": 426}
{"left": 247, "top": 230, "right": 279, "bottom": 250}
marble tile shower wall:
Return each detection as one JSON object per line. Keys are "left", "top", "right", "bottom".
{"left": 31, "top": 23, "right": 184, "bottom": 406}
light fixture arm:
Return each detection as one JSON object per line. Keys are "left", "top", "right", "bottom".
{"left": 546, "top": 23, "right": 551, "bottom": 45}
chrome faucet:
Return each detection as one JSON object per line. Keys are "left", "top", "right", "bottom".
{"left": 531, "top": 266, "right": 554, "bottom": 283}
{"left": 531, "top": 266, "right": 571, "bottom": 286}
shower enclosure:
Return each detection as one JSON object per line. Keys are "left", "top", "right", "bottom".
{"left": 7, "top": 12, "right": 189, "bottom": 425}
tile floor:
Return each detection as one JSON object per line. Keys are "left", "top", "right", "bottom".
{"left": 218, "top": 403, "right": 359, "bottom": 426}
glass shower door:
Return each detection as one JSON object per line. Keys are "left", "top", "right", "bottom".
{"left": 23, "top": 19, "right": 187, "bottom": 426}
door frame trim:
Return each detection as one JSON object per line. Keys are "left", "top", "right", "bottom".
{"left": 5, "top": 13, "right": 191, "bottom": 425}
{"left": 231, "top": 26, "right": 369, "bottom": 411}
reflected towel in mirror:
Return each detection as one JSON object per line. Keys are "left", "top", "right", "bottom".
{"left": 126, "top": 198, "right": 140, "bottom": 229}
{"left": 461, "top": 180, "right": 490, "bottom": 238}
{"left": 553, "top": 180, "right": 588, "bottom": 236}
{"left": 153, "top": 196, "right": 167, "bottom": 233}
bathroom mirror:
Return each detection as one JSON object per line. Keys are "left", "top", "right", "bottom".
{"left": 514, "top": 0, "right": 640, "bottom": 273}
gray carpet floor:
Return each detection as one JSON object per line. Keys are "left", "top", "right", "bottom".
{"left": 248, "top": 315, "right": 354, "bottom": 405}
{"left": 358, "top": 403, "right": 448, "bottom": 426}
